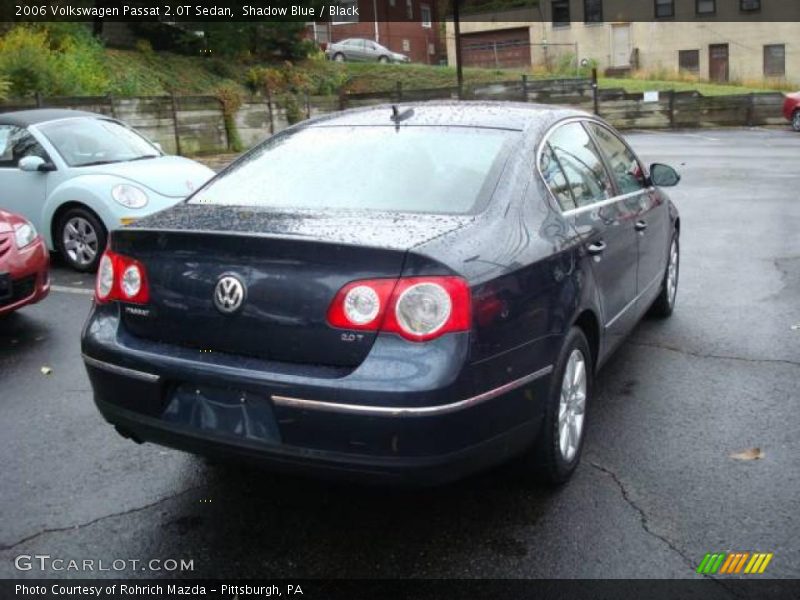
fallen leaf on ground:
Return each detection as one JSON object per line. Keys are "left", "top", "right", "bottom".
{"left": 730, "top": 447, "right": 764, "bottom": 461}
{"left": 40, "top": 366, "right": 52, "bottom": 375}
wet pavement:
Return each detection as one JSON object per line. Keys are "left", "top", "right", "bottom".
{"left": 1, "top": 128, "right": 798, "bottom": 581}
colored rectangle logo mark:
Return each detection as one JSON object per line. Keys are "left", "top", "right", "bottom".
{"left": 697, "top": 552, "right": 773, "bottom": 574}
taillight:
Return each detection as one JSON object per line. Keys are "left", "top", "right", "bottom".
{"left": 94, "top": 250, "right": 150, "bottom": 305}
{"left": 326, "top": 276, "right": 471, "bottom": 342}
{"left": 326, "top": 279, "right": 396, "bottom": 330}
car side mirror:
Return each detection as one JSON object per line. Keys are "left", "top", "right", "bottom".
{"left": 18, "top": 156, "right": 55, "bottom": 173}
{"left": 650, "top": 163, "right": 680, "bottom": 187}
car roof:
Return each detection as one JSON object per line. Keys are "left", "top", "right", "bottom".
{"left": 306, "top": 101, "right": 590, "bottom": 132}
{"left": 0, "top": 109, "right": 105, "bottom": 127}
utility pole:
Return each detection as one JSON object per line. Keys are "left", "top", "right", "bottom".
{"left": 453, "top": 0, "right": 463, "bottom": 97}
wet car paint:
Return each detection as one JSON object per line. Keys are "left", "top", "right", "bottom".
{"left": 81, "top": 102, "right": 679, "bottom": 483}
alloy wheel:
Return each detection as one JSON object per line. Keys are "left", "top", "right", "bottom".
{"left": 666, "top": 239, "right": 679, "bottom": 307}
{"left": 558, "top": 348, "right": 587, "bottom": 462}
{"left": 793, "top": 111, "right": 800, "bottom": 132}
{"left": 63, "top": 216, "right": 99, "bottom": 267}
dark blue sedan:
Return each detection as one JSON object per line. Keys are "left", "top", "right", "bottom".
{"left": 81, "top": 102, "right": 681, "bottom": 485}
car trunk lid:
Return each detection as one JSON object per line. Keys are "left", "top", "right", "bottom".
{"left": 112, "top": 204, "right": 472, "bottom": 367}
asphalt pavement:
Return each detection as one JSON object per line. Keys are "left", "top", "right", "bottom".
{"left": 1, "top": 128, "right": 798, "bottom": 582}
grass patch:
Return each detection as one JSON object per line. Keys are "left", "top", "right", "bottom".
{"left": 104, "top": 49, "right": 247, "bottom": 96}
{"left": 334, "top": 62, "right": 526, "bottom": 93}
{"left": 600, "top": 77, "right": 793, "bottom": 96}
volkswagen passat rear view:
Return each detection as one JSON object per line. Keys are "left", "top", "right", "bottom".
{"left": 81, "top": 102, "right": 681, "bottom": 484}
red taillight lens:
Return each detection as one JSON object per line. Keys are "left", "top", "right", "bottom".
{"left": 326, "top": 279, "right": 396, "bottom": 330}
{"left": 94, "top": 250, "right": 150, "bottom": 305}
{"left": 327, "top": 276, "right": 471, "bottom": 342}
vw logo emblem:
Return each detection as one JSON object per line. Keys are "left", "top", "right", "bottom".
{"left": 213, "top": 274, "right": 246, "bottom": 314}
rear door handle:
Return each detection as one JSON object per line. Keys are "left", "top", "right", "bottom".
{"left": 587, "top": 241, "right": 607, "bottom": 255}
{"left": 635, "top": 220, "right": 648, "bottom": 232}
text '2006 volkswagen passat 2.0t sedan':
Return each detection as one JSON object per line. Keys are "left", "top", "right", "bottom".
{"left": 81, "top": 103, "right": 681, "bottom": 485}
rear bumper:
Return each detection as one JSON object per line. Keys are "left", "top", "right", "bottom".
{"left": 94, "top": 394, "right": 542, "bottom": 485}
{"left": 81, "top": 305, "right": 555, "bottom": 484}
{"left": 0, "top": 237, "right": 50, "bottom": 316}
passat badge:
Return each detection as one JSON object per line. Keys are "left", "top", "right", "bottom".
{"left": 213, "top": 274, "right": 246, "bottom": 314}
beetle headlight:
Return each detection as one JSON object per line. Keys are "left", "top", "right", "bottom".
{"left": 112, "top": 184, "right": 149, "bottom": 209}
{"left": 13, "top": 221, "right": 37, "bottom": 249}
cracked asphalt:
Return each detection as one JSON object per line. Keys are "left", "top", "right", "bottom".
{"left": 1, "top": 128, "right": 798, "bottom": 582}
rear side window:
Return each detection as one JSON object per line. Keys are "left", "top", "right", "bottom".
{"left": 544, "top": 122, "right": 613, "bottom": 209}
{"left": 539, "top": 143, "right": 576, "bottom": 211}
{"left": 190, "top": 126, "right": 516, "bottom": 215}
{"left": 587, "top": 123, "right": 646, "bottom": 195}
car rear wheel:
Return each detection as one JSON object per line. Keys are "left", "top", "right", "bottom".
{"left": 524, "top": 327, "right": 592, "bottom": 484}
{"left": 56, "top": 207, "right": 107, "bottom": 272}
{"left": 333, "top": 53, "right": 345, "bottom": 62}
{"left": 378, "top": 55, "right": 390, "bottom": 63}
{"left": 793, "top": 110, "right": 800, "bottom": 132}
{"left": 649, "top": 232, "right": 679, "bottom": 318}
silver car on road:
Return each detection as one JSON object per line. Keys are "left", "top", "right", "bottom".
{"left": 326, "top": 38, "right": 410, "bottom": 63}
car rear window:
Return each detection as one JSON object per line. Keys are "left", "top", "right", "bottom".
{"left": 188, "top": 126, "right": 517, "bottom": 215}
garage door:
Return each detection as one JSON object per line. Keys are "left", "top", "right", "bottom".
{"left": 461, "top": 28, "right": 531, "bottom": 69}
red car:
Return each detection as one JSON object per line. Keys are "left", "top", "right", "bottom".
{"left": 784, "top": 92, "right": 800, "bottom": 132}
{"left": 0, "top": 209, "right": 50, "bottom": 316}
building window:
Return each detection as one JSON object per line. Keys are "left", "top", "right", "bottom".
{"left": 696, "top": 0, "right": 715, "bottom": 14}
{"left": 420, "top": 3, "right": 432, "bottom": 27}
{"left": 406, "top": 0, "right": 413, "bottom": 19}
{"left": 764, "top": 44, "right": 786, "bottom": 77}
{"left": 402, "top": 39, "right": 411, "bottom": 52}
{"left": 552, "top": 0, "right": 570, "bottom": 26}
{"left": 428, "top": 42, "right": 436, "bottom": 55}
{"left": 584, "top": 0, "right": 603, "bottom": 23}
{"left": 332, "top": 0, "right": 359, "bottom": 23}
{"left": 740, "top": 0, "right": 760, "bottom": 10}
{"left": 655, "top": 0, "right": 674, "bottom": 18}
{"left": 678, "top": 49, "right": 700, "bottom": 72}
{"left": 389, "top": 0, "right": 395, "bottom": 5}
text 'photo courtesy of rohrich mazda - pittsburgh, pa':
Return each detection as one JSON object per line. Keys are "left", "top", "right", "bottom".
{"left": 3, "top": 6, "right": 800, "bottom": 600}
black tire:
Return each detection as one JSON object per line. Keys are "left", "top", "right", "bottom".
{"left": 55, "top": 206, "right": 107, "bottom": 273}
{"left": 526, "top": 327, "right": 593, "bottom": 485}
{"left": 649, "top": 231, "right": 679, "bottom": 318}
{"left": 792, "top": 110, "right": 800, "bottom": 132}
{"left": 333, "top": 53, "right": 345, "bottom": 62}
{"left": 378, "top": 55, "right": 390, "bottom": 63}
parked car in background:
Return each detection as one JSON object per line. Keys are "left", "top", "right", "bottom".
{"left": 0, "top": 109, "right": 215, "bottom": 272}
{"left": 82, "top": 103, "right": 681, "bottom": 485}
{"left": 0, "top": 208, "right": 49, "bottom": 316}
{"left": 326, "top": 38, "right": 410, "bottom": 63}
{"left": 784, "top": 92, "right": 800, "bottom": 131}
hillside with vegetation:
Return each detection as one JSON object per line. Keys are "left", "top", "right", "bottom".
{"left": 0, "top": 23, "right": 793, "bottom": 104}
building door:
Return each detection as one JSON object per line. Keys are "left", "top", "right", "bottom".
{"left": 611, "top": 24, "right": 631, "bottom": 67}
{"left": 709, "top": 44, "right": 729, "bottom": 82}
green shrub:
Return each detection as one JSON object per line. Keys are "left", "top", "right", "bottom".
{"left": 0, "top": 25, "right": 109, "bottom": 97}
{"left": 215, "top": 83, "right": 244, "bottom": 152}
{"left": 281, "top": 93, "right": 305, "bottom": 125}
{"left": 0, "top": 76, "right": 9, "bottom": 101}
{"left": 0, "top": 27, "right": 57, "bottom": 97}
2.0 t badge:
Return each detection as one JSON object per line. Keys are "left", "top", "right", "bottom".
{"left": 213, "top": 274, "right": 246, "bottom": 314}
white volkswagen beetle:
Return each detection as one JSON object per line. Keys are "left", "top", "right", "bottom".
{"left": 0, "top": 109, "right": 215, "bottom": 271}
